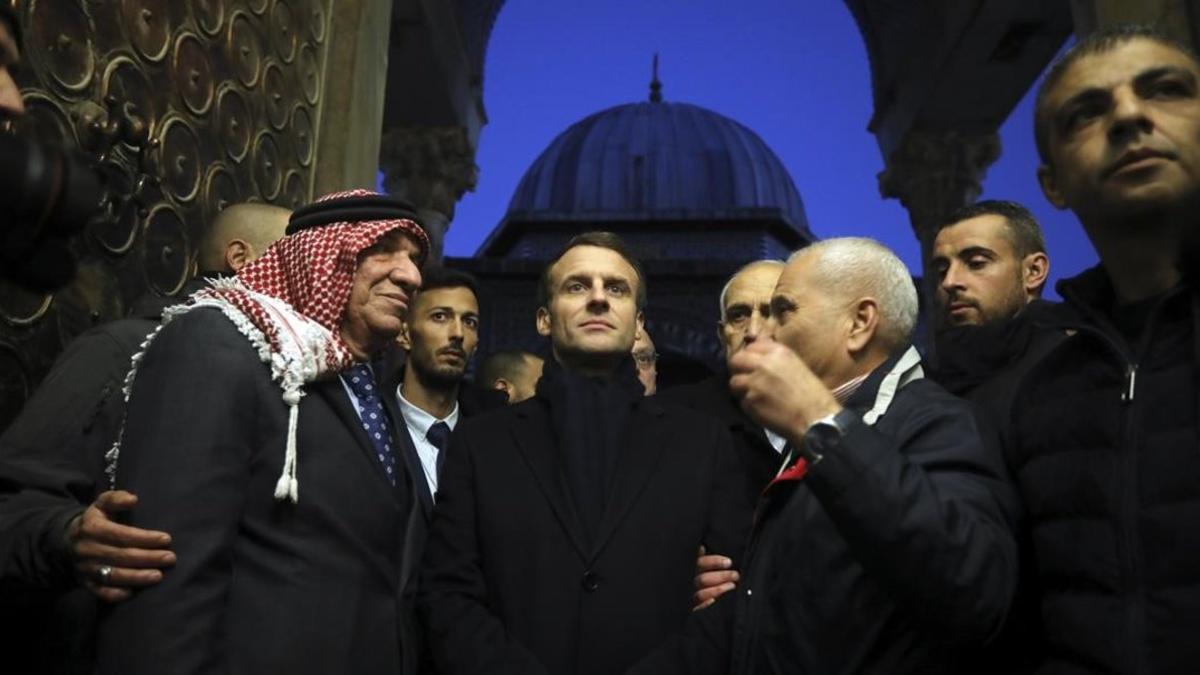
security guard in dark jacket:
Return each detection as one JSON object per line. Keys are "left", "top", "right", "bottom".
{"left": 1008, "top": 267, "right": 1200, "bottom": 673}
{"left": 1012, "top": 23, "right": 1200, "bottom": 673}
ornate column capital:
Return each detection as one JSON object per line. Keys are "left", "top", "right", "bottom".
{"left": 878, "top": 130, "right": 1001, "bottom": 249}
{"left": 379, "top": 125, "right": 478, "bottom": 261}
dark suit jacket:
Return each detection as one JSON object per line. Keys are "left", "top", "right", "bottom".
{"left": 388, "top": 379, "right": 508, "bottom": 521}
{"left": 96, "top": 308, "right": 424, "bottom": 675}
{"left": 658, "top": 374, "right": 783, "bottom": 505}
{"left": 418, "top": 392, "right": 752, "bottom": 675}
{"left": 0, "top": 282, "right": 210, "bottom": 675}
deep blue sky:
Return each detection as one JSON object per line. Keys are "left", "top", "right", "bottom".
{"left": 439, "top": 0, "right": 1098, "bottom": 295}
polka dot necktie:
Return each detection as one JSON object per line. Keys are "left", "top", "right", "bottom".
{"left": 342, "top": 364, "right": 398, "bottom": 485}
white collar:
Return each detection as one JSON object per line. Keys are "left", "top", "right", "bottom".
{"left": 397, "top": 385, "right": 460, "bottom": 436}
{"left": 861, "top": 345, "right": 924, "bottom": 426}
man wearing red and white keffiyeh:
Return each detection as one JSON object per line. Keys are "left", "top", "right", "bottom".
{"left": 108, "top": 188, "right": 428, "bottom": 501}
{"left": 97, "top": 190, "right": 434, "bottom": 675}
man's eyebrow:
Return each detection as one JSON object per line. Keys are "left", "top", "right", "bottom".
{"left": 1134, "top": 64, "right": 1197, "bottom": 88}
{"left": 958, "top": 245, "right": 997, "bottom": 259}
{"left": 1055, "top": 66, "right": 1198, "bottom": 118}
{"left": 1056, "top": 87, "right": 1109, "bottom": 118}
{"left": 561, "top": 273, "right": 592, "bottom": 286}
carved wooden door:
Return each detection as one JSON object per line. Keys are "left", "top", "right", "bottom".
{"left": 0, "top": 0, "right": 331, "bottom": 428}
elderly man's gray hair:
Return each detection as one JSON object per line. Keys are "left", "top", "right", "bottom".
{"left": 788, "top": 237, "right": 918, "bottom": 350}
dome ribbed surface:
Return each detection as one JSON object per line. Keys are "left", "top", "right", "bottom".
{"left": 504, "top": 101, "right": 808, "bottom": 231}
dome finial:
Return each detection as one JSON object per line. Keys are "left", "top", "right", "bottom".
{"left": 649, "top": 53, "right": 663, "bottom": 103}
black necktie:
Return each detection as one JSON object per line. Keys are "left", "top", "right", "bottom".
{"left": 427, "top": 421, "right": 452, "bottom": 477}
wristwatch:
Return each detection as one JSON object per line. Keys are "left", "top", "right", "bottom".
{"left": 800, "top": 408, "right": 857, "bottom": 465}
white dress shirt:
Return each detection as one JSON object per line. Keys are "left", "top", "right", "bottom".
{"left": 763, "top": 428, "right": 789, "bottom": 454}
{"left": 396, "top": 386, "right": 460, "bottom": 498}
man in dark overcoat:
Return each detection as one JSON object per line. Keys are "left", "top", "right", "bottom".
{"left": 419, "top": 232, "right": 750, "bottom": 675}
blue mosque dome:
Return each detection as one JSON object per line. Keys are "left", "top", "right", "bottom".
{"left": 478, "top": 78, "right": 813, "bottom": 260}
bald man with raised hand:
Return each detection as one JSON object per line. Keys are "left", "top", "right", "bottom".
{"left": 0, "top": 203, "right": 289, "bottom": 674}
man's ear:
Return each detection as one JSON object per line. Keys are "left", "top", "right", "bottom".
{"left": 846, "top": 298, "right": 880, "bottom": 355}
{"left": 492, "top": 378, "right": 513, "bottom": 401}
{"left": 1037, "top": 164, "right": 1068, "bottom": 210}
{"left": 396, "top": 323, "right": 412, "bottom": 351}
{"left": 223, "top": 239, "right": 252, "bottom": 273}
{"left": 1022, "top": 251, "right": 1050, "bottom": 299}
{"left": 536, "top": 306, "right": 552, "bottom": 337}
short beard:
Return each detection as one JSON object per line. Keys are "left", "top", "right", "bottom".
{"left": 410, "top": 355, "right": 466, "bottom": 392}
{"left": 981, "top": 270, "right": 1029, "bottom": 325}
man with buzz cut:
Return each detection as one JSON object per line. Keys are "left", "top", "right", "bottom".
{"left": 419, "top": 231, "right": 750, "bottom": 675}
{"left": 477, "top": 349, "right": 545, "bottom": 404}
{"left": 630, "top": 237, "right": 1018, "bottom": 675}
{"left": 933, "top": 200, "right": 1050, "bottom": 330}
{"left": 1002, "top": 24, "right": 1200, "bottom": 672}
{"left": 929, "top": 199, "right": 1068, "bottom": 403}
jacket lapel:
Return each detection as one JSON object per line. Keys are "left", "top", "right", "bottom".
{"left": 588, "top": 399, "right": 668, "bottom": 560}
{"left": 314, "top": 378, "right": 401, "bottom": 504}
{"left": 380, "top": 387, "right": 435, "bottom": 516}
{"left": 511, "top": 403, "right": 590, "bottom": 561}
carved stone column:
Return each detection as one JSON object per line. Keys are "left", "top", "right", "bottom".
{"left": 379, "top": 125, "right": 478, "bottom": 262}
{"left": 878, "top": 130, "right": 1001, "bottom": 337}
{"left": 312, "top": 0, "right": 393, "bottom": 196}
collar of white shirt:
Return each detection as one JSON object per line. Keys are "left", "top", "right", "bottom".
{"left": 396, "top": 386, "right": 460, "bottom": 437}
{"left": 396, "top": 385, "right": 460, "bottom": 498}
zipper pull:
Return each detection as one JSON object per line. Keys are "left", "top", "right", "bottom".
{"left": 1122, "top": 364, "right": 1138, "bottom": 403}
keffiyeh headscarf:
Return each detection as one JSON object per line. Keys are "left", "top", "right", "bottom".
{"left": 107, "top": 189, "right": 428, "bottom": 503}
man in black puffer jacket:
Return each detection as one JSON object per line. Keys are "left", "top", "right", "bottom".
{"left": 1008, "top": 23, "right": 1200, "bottom": 674}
